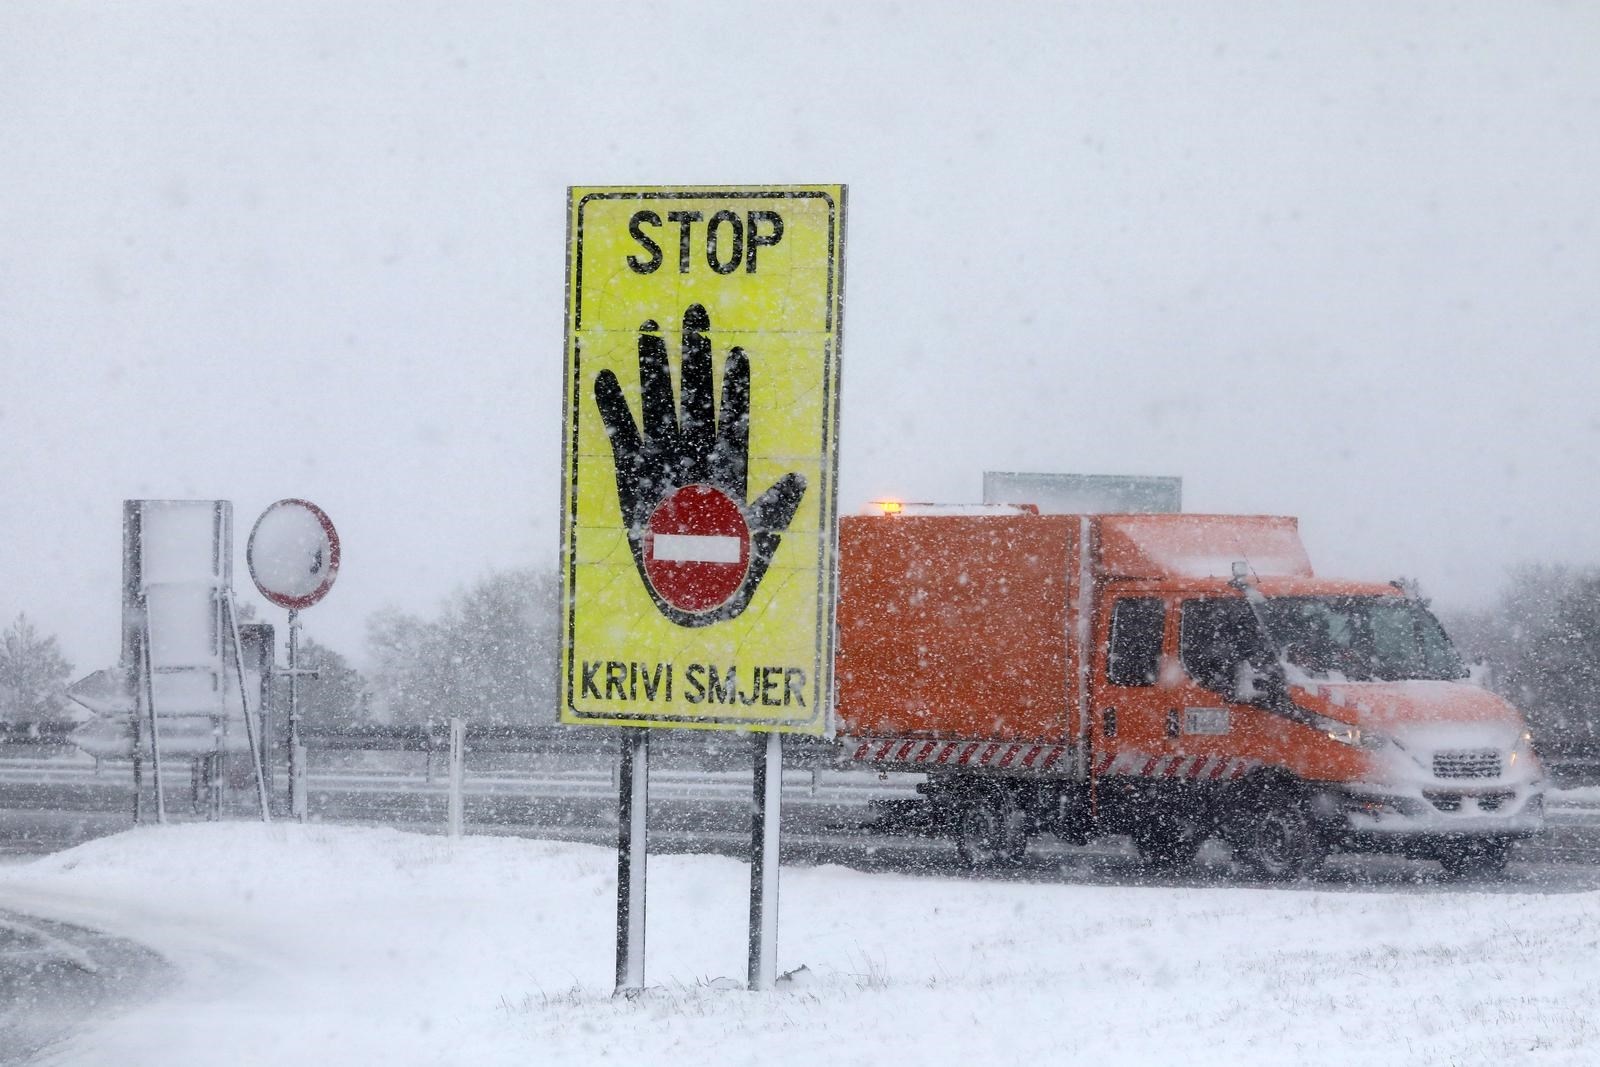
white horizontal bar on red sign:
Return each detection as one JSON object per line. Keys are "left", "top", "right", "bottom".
{"left": 650, "top": 533, "right": 742, "bottom": 564}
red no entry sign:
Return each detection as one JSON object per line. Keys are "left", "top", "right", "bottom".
{"left": 247, "top": 499, "right": 340, "bottom": 610}
{"left": 642, "top": 484, "right": 751, "bottom": 614}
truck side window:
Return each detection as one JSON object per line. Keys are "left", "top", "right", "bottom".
{"left": 1180, "top": 598, "right": 1270, "bottom": 693}
{"left": 1108, "top": 597, "right": 1164, "bottom": 687}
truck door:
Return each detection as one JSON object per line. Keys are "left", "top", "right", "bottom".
{"left": 1093, "top": 594, "right": 1172, "bottom": 777}
{"left": 1170, "top": 596, "right": 1276, "bottom": 779}
{"left": 1095, "top": 593, "right": 1267, "bottom": 783}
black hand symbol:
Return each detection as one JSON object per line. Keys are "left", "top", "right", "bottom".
{"left": 594, "top": 304, "right": 806, "bottom": 627}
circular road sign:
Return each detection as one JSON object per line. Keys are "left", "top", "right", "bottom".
{"left": 642, "top": 484, "right": 750, "bottom": 615}
{"left": 247, "top": 499, "right": 340, "bottom": 610}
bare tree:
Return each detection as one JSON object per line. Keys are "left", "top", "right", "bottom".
{"left": 365, "top": 607, "right": 445, "bottom": 727}
{"left": 364, "top": 569, "right": 558, "bottom": 729}
{"left": 0, "top": 614, "right": 74, "bottom": 726}
{"left": 275, "top": 635, "right": 369, "bottom": 733}
{"left": 1444, "top": 565, "right": 1600, "bottom": 751}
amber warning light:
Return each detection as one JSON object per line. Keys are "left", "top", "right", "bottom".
{"left": 866, "top": 500, "right": 1039, "bottom": 517}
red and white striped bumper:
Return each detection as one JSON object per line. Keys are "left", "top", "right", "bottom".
{"left": 844, "top": 737, "right": 1074, "bottom": 773}
{"left": 1090, "top": 750, "right": 1260, "bottom": 781}
{"left": 841, "top": 737, "right": 1260, "bottom": 783}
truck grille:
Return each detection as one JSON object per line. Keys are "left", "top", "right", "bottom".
{"left": 1423, "top": 790, "right": 1513, "bottom": 812}
{"left": 1433, "top": 749, "right": 1502, "bottom": 779}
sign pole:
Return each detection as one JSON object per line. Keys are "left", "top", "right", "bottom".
{"left": 223, "top": 596, "right": 272, "bottom": 822}
{"left": 615, "top": 727, "right": 649, "bottom": 995}
{"left": 559, "top": 186, "right": 843, "bottom": 998}
{"left": 137, "top": 620, "right": 168, "bottom": 825}
{"left": 124, "top": 500, "right": 145, "bottom": 825}
{"left": 245, "top": 497, "right": 341, "bottom": 823}
{"left": 255, "top": 629, "right": 274, "bottom": 802}
{"left": 286, "top": 608, "right": 305, "bottom": 821}
{"left": 748, "top": 729, "right": 782, "bottom": 990}
{"left": 131, "top": 717, "right": 144, "bottom": 824}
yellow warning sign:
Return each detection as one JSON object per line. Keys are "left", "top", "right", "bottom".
{"left": 559, "top": 186, "right": 846, "bottom": 733}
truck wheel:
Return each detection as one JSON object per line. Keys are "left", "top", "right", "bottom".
{"left": 1132, "top": 811, "right": 1206, "bottom": 871}
{"left": 1226, "top": 796, "right": 1328, "bottom": 881}
{"left": 1438, "top": 837, "right": 1512, "bottom": 879}
{"left": 955, "top": 791, "right": 1027, "bottom": 869}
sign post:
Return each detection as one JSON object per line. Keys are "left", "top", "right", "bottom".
{"left": 247, "top": 498, "right": 340, "bottom": 822}
{"left": 120, "top": 500, "right": 241, "bottom": 823}
{"left": 286, "top": 610, "right": 307, "bottom": 820}
{"left": 69, "top": 502, "right": 273, "bottom": 822}
{"left": 614, "top": 727, "right": 649, "bottom": 993}
{"left": 748, "top": 729, "right": 782, "bottom": 989}
{"left": 559, "top": 185, "right": 846, "bottom": 993}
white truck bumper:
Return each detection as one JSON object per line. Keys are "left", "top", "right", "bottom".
{"left": 1326, "top": 780, "right": 1545, "bottom": 839}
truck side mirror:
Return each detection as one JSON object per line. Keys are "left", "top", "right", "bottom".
{"left": 1232, "top": 659, "right": 1285, "bottom": 706}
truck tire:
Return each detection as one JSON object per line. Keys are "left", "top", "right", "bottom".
{"left": 1132, "top": 810, "right": 1206, "bottom": 871}
{"left": 1438, "top": 837, "right": 1512, "bottom": 879}
{"left": 1226, "top": 794, "right": 1328, "bottom": 882}
{"left": 955, "top": 791, "right": 1027, "bottom": 869}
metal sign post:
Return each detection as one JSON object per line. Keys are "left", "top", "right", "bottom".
{"left": 275, "top": 608, "right": 322, "bottom": 820}
{"left": 748, "top": 730, "right": 782, "bottom": 990}
{"left": 615, "top": 728, "right": 649, "bottom": 994}
{"left": 286, "top": 609, "right": 306, "bottom": 820}
{"left": 222, "top": 596, "right": 272, "bottom": 822}
{"left": 69, "top": 501, "right": 279, "bottom": 820}
{"left": 125, "top": 502, "right": 147, "bottom": 825}
{"left": 130, "top": 718, "right": 144, "bottom": 824}
{"left": 124, "top": 499, "right": 232, "bottom": 826}
{"left": 238, "top": 623, "right": 277, "bottom": 801}
{"left": 137, "top": 624, "right": 168, "bottom": 824}
{"left": 560, "top": 184, "right": 846, "bottom": 995}
{"left": 246, "top": 498, "right": 340, "bottom": 824}
{"left": 121, "top": 499, "right": 239, "bottom": 826}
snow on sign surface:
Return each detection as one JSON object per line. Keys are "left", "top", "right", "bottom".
{"left": 2, "top": 825, "right": 1599, "bottom": 1066}
{"left": 246, "top": 499, "right": 340, "bottom": 610}
{"left": 137, "top": 501, "right": 225, "bottom": 586}
{"left": 560, "top": 185, "right": 845, "bottom": 734}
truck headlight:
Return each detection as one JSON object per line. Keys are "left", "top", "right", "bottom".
{"left": 1508, "top": 728, "right": 1536, "bottom": 768}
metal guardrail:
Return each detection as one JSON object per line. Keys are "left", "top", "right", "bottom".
{"left": 7, "top": 721, "right": 1600, "bottom": 784}
{"left": 0, "top": 723, "right": 77, "bottom": 744}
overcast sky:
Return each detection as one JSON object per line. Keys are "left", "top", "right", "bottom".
{"left": 2, "top": 2, "right": 1597, "bottom": 671}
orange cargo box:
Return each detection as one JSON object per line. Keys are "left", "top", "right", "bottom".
{"left": 834, "top": 513, "right": 1083, "bottom": 743}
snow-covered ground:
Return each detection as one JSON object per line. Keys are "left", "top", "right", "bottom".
{"left": 2, "top": 825, "right": 1597, "bottom": 1066}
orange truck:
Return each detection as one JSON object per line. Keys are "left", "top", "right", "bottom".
{"left": 833, "top": 505, "right": 1546, "bottom": 878}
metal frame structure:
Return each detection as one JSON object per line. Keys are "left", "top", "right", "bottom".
{"left": 122, "top": 500, "right": 269, "bottom": 824}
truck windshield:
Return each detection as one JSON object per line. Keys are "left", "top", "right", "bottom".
{"left": 1263, "top": 596, "right": 1466, "bottom": 682}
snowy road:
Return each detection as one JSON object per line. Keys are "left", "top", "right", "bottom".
{"left": 4, "top": 757, "right": 1600, "bottom": 885}
{"left": 5, "top": 825, "right": 1600, "bottom": 1067}
{"left": 4, "top": 760, "right": 1600, "bottom": 1065}
{"left": 0, "top": 909, "right": 171, "bottom": 1065}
